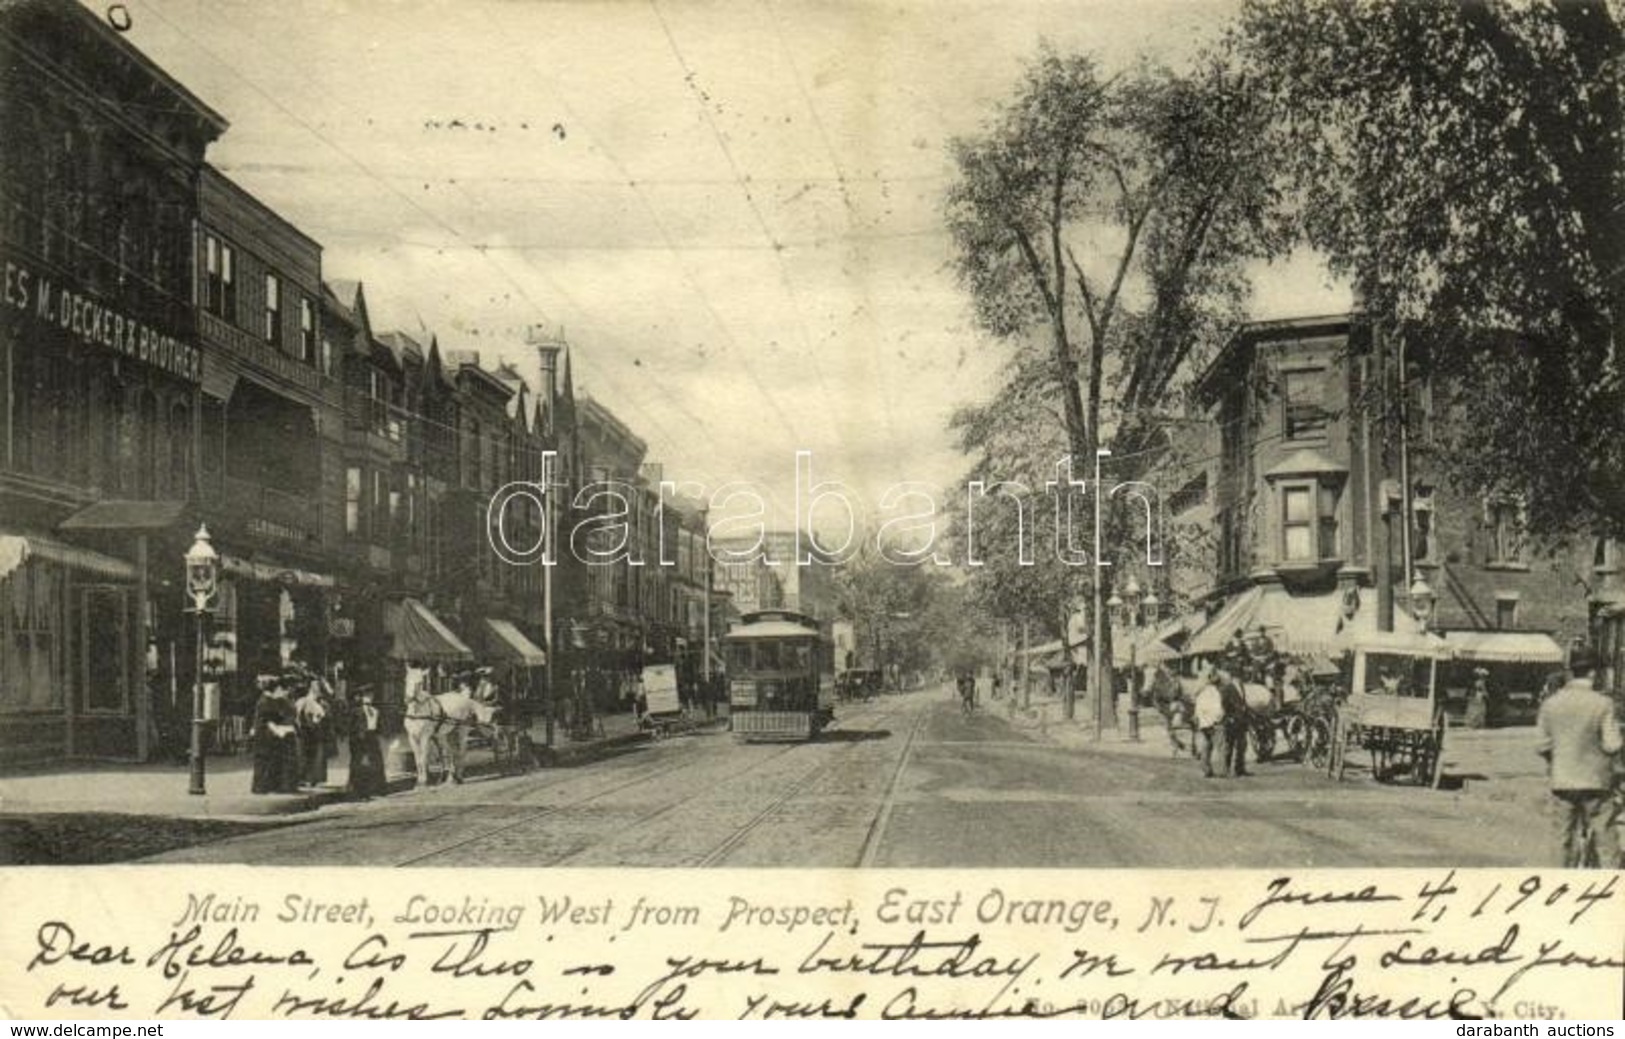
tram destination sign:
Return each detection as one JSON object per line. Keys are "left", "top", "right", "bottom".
{"left": 3, "top": 255, "right": 202, "bottom": 384}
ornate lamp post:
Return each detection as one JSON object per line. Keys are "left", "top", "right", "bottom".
{"left": 1108, "top": 575, "right": 1160, "bottom": 742}
{"left": 184, "top": 525, "right": 219, "bottom": 795}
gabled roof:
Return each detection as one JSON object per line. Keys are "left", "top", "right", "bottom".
{"left": 444, "top": 349, "right": 515, "bottom": 400}
{"left": 377, "top": 331, "right": 425, "bottom": 367}
{"left": 323, "top": 279, "right": 361, "bottom": 325}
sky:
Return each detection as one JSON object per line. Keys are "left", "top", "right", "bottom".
{"left": 100, "top": 0, "right": 1349, "bottom": 531}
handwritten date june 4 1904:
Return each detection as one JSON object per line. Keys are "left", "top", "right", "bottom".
{"left": 13, "top": 872, "right": 1620, "bottom": 1021}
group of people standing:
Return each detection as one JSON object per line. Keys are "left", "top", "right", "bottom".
{"left": 250, "top": 663, "right": 387, "bottom": 799}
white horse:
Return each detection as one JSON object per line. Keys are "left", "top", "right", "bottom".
{"left": 403, "top": 689, "right": 500, "bottom": 788}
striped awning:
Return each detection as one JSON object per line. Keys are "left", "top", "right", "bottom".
{"left": 1187, "top": 584, "right": 1426, "bottom": 657}
{"left": 484, "top": 618, "right": 546, "bottom": 666}
{"left": 0, "top": 534, "right": 136, "bottom": 582}
{"left": 383, "top": 598, "right": 473, "bottom": 662}
{"left": 219, "top": 555, "right": 334, "bottom": 588}
{"left": 1443, "top": 630, "right": 1564, "bottom": 664}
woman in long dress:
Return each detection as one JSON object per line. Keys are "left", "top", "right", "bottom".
{"left": 347, "top": 693, "right": 386, "bottom": 799}
{"left": 295, "top": 674, "right": 329, "bottom": 787}
{"left": 251, "top": 676, "right": 299, "bottom": 794}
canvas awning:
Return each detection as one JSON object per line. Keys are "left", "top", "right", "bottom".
{"left": 1187, "top": 584, "right": 1426, "bottom": 657}
{"left": 219, "top": 555, "right": 335, "bottom": 588}
{"left": 0, "top": 533, "right": 136, "bottom": 582}
{"left": 1443, "top": 630, "right": 1564, "bottom": 664}
{"left": 383, "top": 598, "right": 473, "bottom": 662}
{"left": 483, "top": 618, "right": 546, "bottom": 666}
{"left": 59, "top": 500, "right": 188, "bottom": 531}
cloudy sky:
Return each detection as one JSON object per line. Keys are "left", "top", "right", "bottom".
{"left": 103, "top": 0, "right": 1347, "bottom": 529}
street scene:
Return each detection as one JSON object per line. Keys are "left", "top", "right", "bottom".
{"left": 68, "top": 689, "right": 1549, "bottom": 869}
{"left": 1, "top": 0, "right": 1622, "bottom": 872}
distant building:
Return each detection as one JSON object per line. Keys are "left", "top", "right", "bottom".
{"left": 711, "top": 530, "right": 837, "bottom": 626}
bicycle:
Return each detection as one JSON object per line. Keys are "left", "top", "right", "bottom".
{"left": 1559, "top": 784, "right": 1623, "bottom": 869}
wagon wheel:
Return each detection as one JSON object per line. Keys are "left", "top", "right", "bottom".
{"left": 1284, "top": 714, "right": 1307, "bottom": 760}
{"left": 1253, "top": 718, "right": 1276, "bottom": 762}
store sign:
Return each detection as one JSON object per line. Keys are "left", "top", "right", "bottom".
{"left": 3, "top": 258, "right": 202, "bottom": 383}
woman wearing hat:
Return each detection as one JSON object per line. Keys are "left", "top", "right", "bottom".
{"left": 251, "top": 673, "right": 300, "bottom": 794}
{"left": 294, "top": 668, "right": 330, "bottom": 788}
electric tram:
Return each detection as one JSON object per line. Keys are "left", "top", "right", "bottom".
{"left": 722, "top": 609, "right": 835, "bottom": 741}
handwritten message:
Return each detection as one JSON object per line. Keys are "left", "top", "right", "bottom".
{"left": 1, "top": 870, "right": 1619, "bottom": 1020}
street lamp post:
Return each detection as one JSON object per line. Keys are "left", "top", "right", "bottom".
{"left": 184, "top": 525, "right": 219, "bottom": 796}
{"left": 1108, "top": 576, "right": 1159, "bottom": 743}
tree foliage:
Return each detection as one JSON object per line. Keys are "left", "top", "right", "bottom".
{"left": 944, "top": 47, "right": 1283, "bottom": 638}
{"left": 1240, "top": 0, "right": 1625, "bottom": 536}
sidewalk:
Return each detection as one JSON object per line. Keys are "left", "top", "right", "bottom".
{"left": 1005, "top": 692, "right": 1550, "bottom": 801}
{"left": 0, "top": 708, "right": 730, "bottom": 821}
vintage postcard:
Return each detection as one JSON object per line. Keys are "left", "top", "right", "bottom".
{"left": 0, "top": 0, "right": 1621, "bottom": 1021}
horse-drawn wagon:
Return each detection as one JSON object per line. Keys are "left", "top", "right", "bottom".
{"left": 1329, "top": 631, "right": 1451, "bottom": 788}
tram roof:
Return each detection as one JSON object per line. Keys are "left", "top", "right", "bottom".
{"left": 724, "top": 620, "right": 821, "bottom": 640}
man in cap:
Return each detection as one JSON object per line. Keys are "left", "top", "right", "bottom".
{"left": 1535, "top": 646, "right": 1622, "bottom": 867}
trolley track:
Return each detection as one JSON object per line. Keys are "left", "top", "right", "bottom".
{"left": 691, "top": 696, "right": 926, "bottom": 868}
{"left": 394, "top": 697, "right": 908, "bottom": 868}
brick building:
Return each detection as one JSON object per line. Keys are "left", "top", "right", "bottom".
{"left": 1184, "top": 313, "right": 1586, "bottom": 701}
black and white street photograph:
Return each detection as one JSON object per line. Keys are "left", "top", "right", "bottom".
{"left": 1, "top": 0, "right": 1622, "bottom": 871}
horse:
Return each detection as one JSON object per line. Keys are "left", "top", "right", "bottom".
{"left": 403, "top": 688, "right": 500, "bottom": 788}
{"left": 1147, "top": 665, "right": 1200, "bottom": 759}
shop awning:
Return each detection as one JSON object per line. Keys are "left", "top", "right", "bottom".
{"left": 1187, "top": 583, "right": 1426, "bottom": 657}
{"left": 1443, "top": 630, "right": 1565, "bottom": 664}
{"left": 383, "top": 598, "right": 473, "bottom": 662}
{"left": 0, "top": 533, "right": 136, "bottom": 582}
{"left": 484, "top": 618, "right": 546, "bottom": 666}
{"left": 59, "top": 500, "right": 188, "bottom": 531}
{"left": 219, "top": 555, "right": 335, "bottom": 588}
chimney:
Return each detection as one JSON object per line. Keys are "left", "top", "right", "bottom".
{"left": 528, "top": 325, "right": 563, "bottom": 435}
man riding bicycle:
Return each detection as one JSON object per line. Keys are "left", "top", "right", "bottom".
{"left": 1535, "top": 646, "right": 1622, "bottom": 867}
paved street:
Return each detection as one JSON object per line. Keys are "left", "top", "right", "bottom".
{"left": 140, "top": 685, "right": 1552, "bottom": 868}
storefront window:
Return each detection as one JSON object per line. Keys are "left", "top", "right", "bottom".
{"left": 81, "top": 586, "right": 127, "bottom": 713}
{"left": 1, "top": 563, "right": 63, "bottom": 712}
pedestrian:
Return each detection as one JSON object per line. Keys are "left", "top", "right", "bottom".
{"left": 250, "top": 673, "right": 299, "bottom": 794}
{"left": 474, "top": 666, "right": 498, "bottom": 704}
{"left": 1466, "top": 669, "right": 1490, "bottom": 729}
{"left": 1219, "top": 665, "right": 1251, "bottom": 777}
{"left": 294, "top": 667, "right": 329, "bottom": 788}
{"left": 1535, "top": 647, "right": 1622, "bottom": 867}
{"left": 1193, "top": 665, "right": 1227, "bottom": 778}
{"left": 347, "top": 691, "right": 387, "bottom": 799}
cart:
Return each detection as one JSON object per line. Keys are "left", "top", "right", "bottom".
{"left": 1330, "top": 631, "right": 1452, "bottom": 788}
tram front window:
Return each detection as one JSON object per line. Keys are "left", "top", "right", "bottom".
{"left": 756, "top": 642, "right": 782, "bottom": 672}
{"left": 786, "top": 642, "right": 811, "bottom": 672}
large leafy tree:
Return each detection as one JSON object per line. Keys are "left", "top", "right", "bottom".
{"left": 944, "top": 48, "right": 1284, "bottom": 710}
{"left": 1240, "top": 0, "right": 1625, "bottom": 536}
